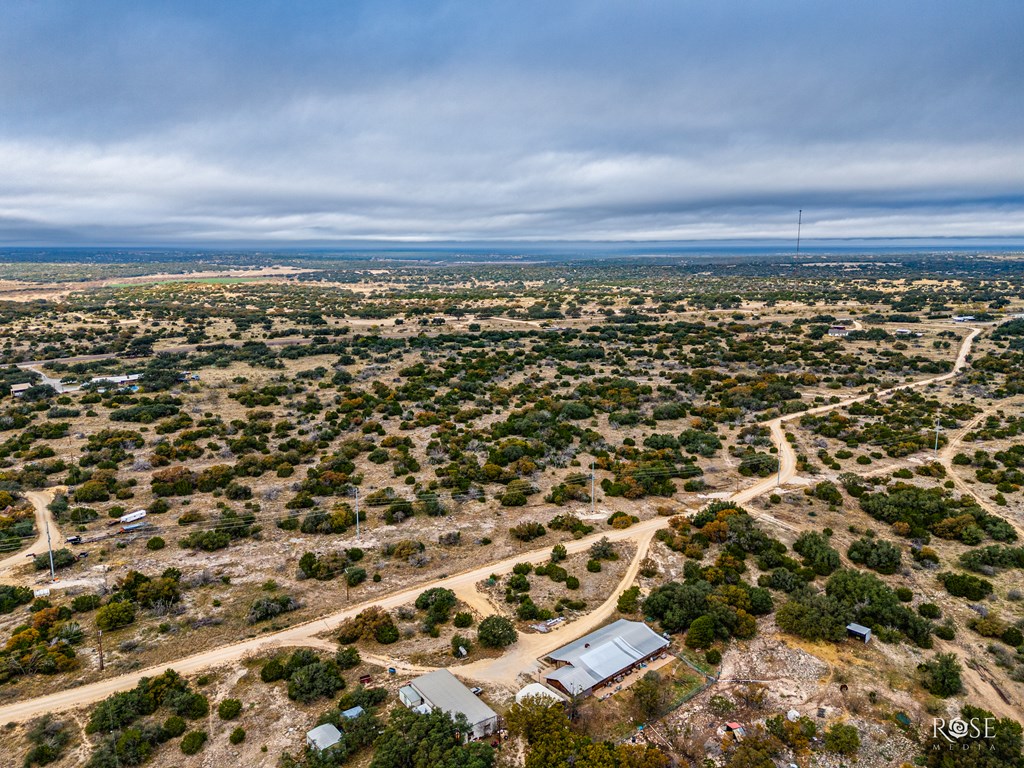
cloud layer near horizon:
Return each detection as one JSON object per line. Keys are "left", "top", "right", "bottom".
{"left": 2, "top": 1, "right": 1023, "bottom": 244}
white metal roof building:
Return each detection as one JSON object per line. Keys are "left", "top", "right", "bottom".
{"left": 515, "top": 682, "right": 568, "bottom": 705}
{"left": 306, "top": 723, "right": 343, "bottom": 751}
{"left": 89, "top": 373, "right": 142, "bottom": 385}
{"left": 543, "top": 619, "right": 670, "bottom": 697}
{"left": 398, "top": 669, "right": 498, "bottom": 741}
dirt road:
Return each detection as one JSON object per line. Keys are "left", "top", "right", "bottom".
{"left": 0, "top": 490, "right": 60, "bottom": 579}
{"left": 935, "top": 408, "right": 1024, "bottom": 536}
{"left": 457, "top": 527, "right": 660, "bottom": 684}
{"left": 0, "top": 328, "right": 983, "bottom": 723}
{"left": 740, "top": 326, "right": 981, "bottom": 510}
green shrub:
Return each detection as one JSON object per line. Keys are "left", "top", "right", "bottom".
{"left": 261, "top": 657, "right": 286, "bottom": 682}
{"left": 824, "top": 723, "right": 860, "bottom": 755}
{"left": 96, "top": 601, "right": 136, "bottom": 631}
{"left": 336, "top": 646, "right": 361, "bottom": 670}
{"left": 229, "top": 727, "right": 246, "bottom": 745}
{"left": 71, "top": 593, "right": 102, "bottom": 613}
{"left": 938, "top": 571, "right": 993, "bottom": 600}
{"left": 847, "top": 537, "right": 902, "bottom": 574}
{"left": 509, "top": 521, "right": 545, "bottom": 541}
{"left": 685, "top": 615, "right": 716, "bottom": 649}
{"left": 478, "top": 615, "right": 517, "bottom": 648}
{"left": 920, "top": 652, "right": 963, "bottom": 697}
{"left": 247, "top": 594, "right": 300, "bottom": 624}
{"left": 34, "top": 548, "right": 76, "bottom": 572}
{"left": 217, "top": 698, "right": 242, "bottom": 720}
{"left": 287, "top": 661, "right": 345, "bottom": 704}
{"left": 180, "top": 730, "right": 208, "bottom": 755}
{"left": 163, "top": 715, "right": 187, "bottom": 738}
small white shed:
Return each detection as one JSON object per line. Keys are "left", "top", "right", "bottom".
{"left": 306, "top": 723, "right": 342, "bottom": 751}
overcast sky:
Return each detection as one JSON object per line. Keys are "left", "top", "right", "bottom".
{"left": 2, "top": 1, "right": 1023, "bottom": 245}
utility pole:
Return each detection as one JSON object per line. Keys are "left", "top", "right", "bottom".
{"left": 590, "top": 460, "right": 596, "bottom": 516}
{"left": 934, "top": 416, "right": 942, "bottom": 457}
{"left": 354, "top": 487, "right": 360, "bottom": 540}
{"left": 97, "top": 630, "right": 104, "bottom": 671}
{"left": 44, "top": 509, "right": 55, "bottom": 582}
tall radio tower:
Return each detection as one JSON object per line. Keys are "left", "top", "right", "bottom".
{"left": 796, "top": 209, "right": 803, "bottom": 256}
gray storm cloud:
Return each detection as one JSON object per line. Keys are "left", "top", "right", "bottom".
{"left": 1, "top": 1, "right": 1022, "bottom": 244}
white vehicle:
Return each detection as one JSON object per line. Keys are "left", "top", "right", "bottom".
{"left": 119, "top": 510, "right": 147, "bottom": 524}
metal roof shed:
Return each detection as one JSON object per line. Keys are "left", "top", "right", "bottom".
{"left": 306, "top": 724, "right": 342, "bottom": 751}
{"left": 846, "top": 623, "right": 871, "bottom": 643}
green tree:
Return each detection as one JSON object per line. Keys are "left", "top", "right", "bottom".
{"left": 217, "top": 698, "right": 242, "bottom": 720}
{"left": 617, "top": 586, "right": 641, "bottom": 614}
{"left": 180, "top": 730, "right": 207, "bottom": 755}
{"left": 370, "top": 707, "right": 493, "bottom": 768}
{"left": 685, "top": 615, "right": 716, "bottom": 649}
{"left": 920, "top": 652, "right": 963, "bottom": 697}
{"left": 823, "top": 723, "right": 860, "bottom": 756}
{"left": 632, "top": 671, "right": 669, "bottom": 718}
{"left": 478, "top": 615, "right": 517, "bottom": 648}
{"left": 287, "top": 661, "right": 345, "bottom": 704}
{"left": 336, "top": 646, "right": 361, "bottom": 670}
{"left": 96, "top": 602, "right": 136, "bottom": 631}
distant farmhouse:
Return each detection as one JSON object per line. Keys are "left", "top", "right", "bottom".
{"left": 827, "top": 325, "right": 850, "bottom": 337}
{"left": 399, "top": 669, "right": 498, "bottom": 741}
{"left": 9, "top": 382, "right": 31, "bottom": 398}
{"left": 543, "top": 619, "right": 669, "bottom": 697}
{"left": 89, "top": 373, "right": 142, "bottom": 386}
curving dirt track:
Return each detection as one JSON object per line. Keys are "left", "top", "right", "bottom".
{"left": 0, "top": 328, "right": 982, "bottom": 724}
{"left": 0, "top": 490, "right": 60, "bottom": 579}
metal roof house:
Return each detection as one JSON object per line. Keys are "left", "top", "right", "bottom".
{"left": 9, "top": 383, "right": 31, "bottom": 398}
{"left": 306, "top": 723, "right": 343, "bottom": 752}
{"left": 543, "top": 619, "right": 670, "bottom": 697}
{"left": 846, "top": 623, "right": 871, "bottom": 643}
{"left": 398, "top": 669, "right": 498, "bottom": 741}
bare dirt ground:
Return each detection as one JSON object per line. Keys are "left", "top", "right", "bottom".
{"left": 0, "top": 489, "right": 60, "bottom": 579}
{"left": 0, "top": 325, "right": 987, "bottom": 727}
{"left": 0, "top": 266, "right": 319, "bottom": 303}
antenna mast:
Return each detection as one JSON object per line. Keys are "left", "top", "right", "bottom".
{"left": 796, "top": 209, "right": 803, "bottom": 256}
